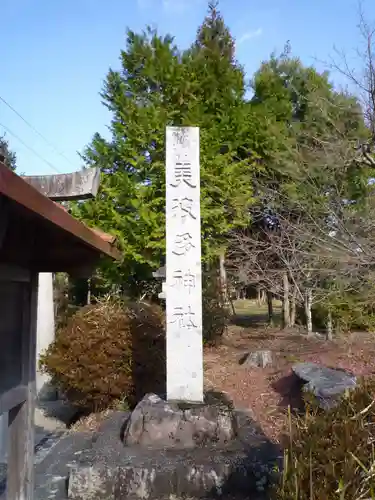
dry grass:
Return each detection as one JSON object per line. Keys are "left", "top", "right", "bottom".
{"left": 70, "top": 407, "right": 115, "bottom": 433}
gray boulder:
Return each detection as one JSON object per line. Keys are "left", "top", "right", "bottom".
{"left": 123, "top": 393, "right": 236, "bottom": 448}
{"left": 292, "top": 362, "right": 357, "bottom": 409}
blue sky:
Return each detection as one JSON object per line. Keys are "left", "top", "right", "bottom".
{"left": 1, "top": 0, "right": 374, "bottom": 176}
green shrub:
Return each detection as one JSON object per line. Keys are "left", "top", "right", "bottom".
{"left": 275, "top": 378, "right": 375, "bottom": 500}
{"left": 312, "top": 295, "right": 375, "bottom": 333}
{"left": 40, "top": 298, "right": 165, "bottom": 411}
{"left": 53, "top": 272, "right": 79, "bottom": 330}
{"left": 202, "top": 272, "right": 229, "bottom": 345}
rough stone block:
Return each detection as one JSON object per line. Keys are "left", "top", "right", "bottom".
{"left": 68, "top": 409, "right": 281, "bottom": 499}
{"left": 123, "top": 393, "right": 236, "bottom": 449}
{"left": 68, "top": 465, "right": 116, "bottom": 499}
{"left": 292, "top": 362, "right": 357, "bottom": 409}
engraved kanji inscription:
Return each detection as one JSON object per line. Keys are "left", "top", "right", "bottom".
{"left": 168, "top": 305, "right": 197, "bottom": 329}
{"left": 172, "top": 233, "right": 195, "bottom": 256}
{"left": 172, "top": 197, "right": 196, "bottom": 221}
{"left": 170, "top": 155, "right": 196, "bottom": 188}
{"left": 172, "top": 269, "right": 196, "bottom": 293}
{"left": 172, "top": 128, "right": 189, "bottom": 146}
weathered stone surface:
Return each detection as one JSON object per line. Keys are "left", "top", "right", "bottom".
{"left": 93, "top": 410, "right": 130, "bottom": 450}
{"left": 0, "top": 405, "right": 279, "bottom": 499}
{"left": 240, "top": 350, "right": 273, "bottom": 369}
{"left": 69, "top": 465, "right": 116, "bottom": 499}
{"left": 123, "top": 393, "right": 236, "bottom": 448}
{"left": 68, "top": 409, "right": 281, "bottom": 499}
{"left": 292, "top": 362, "right": 357, "bottom": 409}
{"left": 0, "top": 430, "right": 92, "bottom": 499}
{"left": 34, "top": 431, "right": 93, "bottom": 499}
{"left": 21, "top": 167, "right": 100, "bottom": 202}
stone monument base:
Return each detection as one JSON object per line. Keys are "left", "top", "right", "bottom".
{"left": 68, "top": 393, "right": 281, "bottom": 499}
{"left": 122, "top": 393, "right": 236, "bottom": 448}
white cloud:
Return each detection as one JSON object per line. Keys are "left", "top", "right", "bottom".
{"left": 237, "top": 28, "right": 263, "bottom": 45}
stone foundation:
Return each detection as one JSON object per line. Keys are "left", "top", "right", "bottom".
{"left": 67, "top": 395, "right": 281, "bottom": 499}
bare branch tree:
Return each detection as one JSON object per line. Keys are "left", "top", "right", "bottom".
{"left": 328, "top": 2, "right": 375, "bottom": 139}
{"left": 228, "top": 87, "right": 375, "bottom": 337}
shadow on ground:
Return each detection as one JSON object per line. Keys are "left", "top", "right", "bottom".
{"left": 271, "top": 372, "right": 305, "bottom": 413}
{"left": 36, "top": 398, "right": 82, "bottom": 428}
{"left": 231, "top": 311, "right": 282, "bottom": 330}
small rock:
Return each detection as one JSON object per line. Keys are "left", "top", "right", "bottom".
{"left": 292, "top": 362, "right": 357, "bottom": 409}
{"left": 240, "top": 350, "right": 273, "bottom": 368}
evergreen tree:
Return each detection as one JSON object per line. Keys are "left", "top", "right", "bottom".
{"left": 0, "top": 135, "right": 17, "bottom": 170}
{"left": 251, "top": 49, "right": 370, "bottom": 203}
{"left": 183, "top": 1, "right": 267, "bottom": 254}
{"left": 73, "top": 4, "right": 261, "bottom": 294}
{"left": 230, "top": 49, "right": 372, "bottom": 329}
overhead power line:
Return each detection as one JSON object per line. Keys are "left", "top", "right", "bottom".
{"left": 0, "top": 121, "right": 61, "bottom": 174}
{"left": 0, "top": 94, "right": 79, "bottom": 171}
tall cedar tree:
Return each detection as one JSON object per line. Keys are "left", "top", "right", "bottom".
{"left": 73, "top": 3, "right": 261, "bottom": 292}
{"left": 183, "top": 1, "right": 260, "bottom": 255}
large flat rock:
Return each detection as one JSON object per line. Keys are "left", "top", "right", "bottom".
{"left": 292, "top": 362, "right": 357, "bottom": 409}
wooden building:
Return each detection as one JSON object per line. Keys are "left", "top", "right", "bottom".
{"left": 0, "top": 164, "right": 120, "bottom": 499}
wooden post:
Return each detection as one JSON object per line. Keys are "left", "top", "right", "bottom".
{"left": 327, "top": 309, "right": 333, "bottom": 341}
{"left": 7, "top": 273, "right": 38, "bottom": 500}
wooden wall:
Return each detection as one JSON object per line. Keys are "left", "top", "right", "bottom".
{"left": 0, "top": 266, "right": 38, "bottom": 500}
